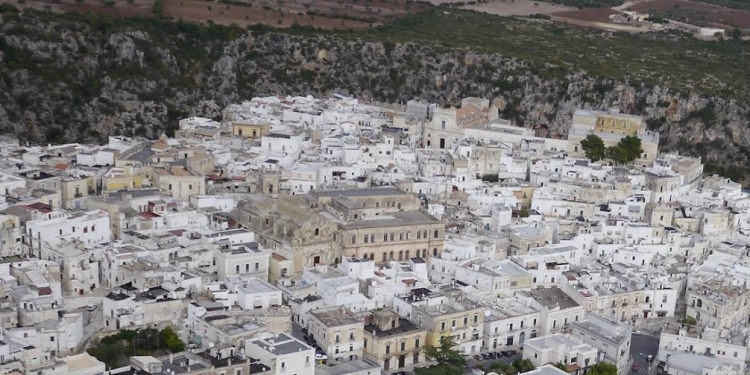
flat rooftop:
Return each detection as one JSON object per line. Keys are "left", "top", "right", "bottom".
{"left": 364, "top": 318, "right": 423, "bottom": 338}
{"left": 341, "top": 210, "right": 441, "bottom": 230}
{"left": 310, "top": 187, "right": 407, "bottom": 199}
{"left": 522, "top": 287, "right": 580, "bottom": 310}
{"left": 316, "top": 359, "right": 380, "bottom": 375}
{"left": 310, "top": 307, "right": 360, "bottom": 327}
{"left": 249, "top": 333, "right": 311, "bottom": 356}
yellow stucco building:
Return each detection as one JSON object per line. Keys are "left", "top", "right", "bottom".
{"left": 232, "top": 122, "right": 269, "bottom": 139}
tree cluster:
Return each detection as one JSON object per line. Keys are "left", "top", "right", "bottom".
{"left": 87, "top": 327, "right": 185, "bottom": 369}
{"left": 580, "top": 134, "right": 643, "bottom": 165}
{"left": 416, "top": 336, "right": 537, "bottom": 375}
{"left": 415, "top": 336, "right": 466, "bottom": 375}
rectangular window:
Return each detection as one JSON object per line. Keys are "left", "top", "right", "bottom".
{"left": 385, "top": 345, "right": 390, "bottom": 354}
{"left": 415, "top": 339, "right": 420, "bottom": 348}
{"left": 400, "top": 342, "right": 406, "bottom": 352}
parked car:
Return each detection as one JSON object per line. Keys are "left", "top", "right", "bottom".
{"left": 508, "top": 350, "right": 517, "bottom": 356}
{"left": 85, "top": 304, "right": 97, "bottom": 311}
{"left": 632, "top": 363, "right": 640, "bottom": 371}
{"left": 499, "top": 351, "right": 508, "bottom": 357}
{"left": 473, "top": 355, "right": 481, "bottom": 360}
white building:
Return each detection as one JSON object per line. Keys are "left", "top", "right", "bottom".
{"left": 245, "top": 333, "right": 315, "bottom": 375}
{"left": 229, "top": 276, "right": 283, "bottom": 310}
{"left": 523, "top": 333, "right": 598, "bottom": 372}
{"left": 25, "top": 210, "right": 111, "bottom": 255}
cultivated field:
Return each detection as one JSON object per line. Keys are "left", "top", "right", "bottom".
{"left": 11, "top": 0, "right": 428, "bottom": 29}
{"left": 461, "top": 0, "right": 574, "bottom": 16}
{"left": 13, "top": 0, "right": 155, "bottom": 17}
{"left": 164, "top": 0, "right": 429, "bottom": 28}
{"left": 628, "top": 0, "right": 750, "bottom": 28}
{"left": 552, "top": 7, "right": 617, "bottom": 21}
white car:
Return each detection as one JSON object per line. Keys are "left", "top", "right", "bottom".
{"left": 85, "top": 304, "right": 98, "bottom": 311}
{"left": 315, "top": 354, "right": 328, "bottom": 361}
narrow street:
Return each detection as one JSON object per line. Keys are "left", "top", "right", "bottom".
{"left": 629, "top": 333, "right": 660, "bottom": 375}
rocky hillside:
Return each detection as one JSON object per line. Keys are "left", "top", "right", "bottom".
{"left": 1, "top": 8, "right": 749, "bottom": 180}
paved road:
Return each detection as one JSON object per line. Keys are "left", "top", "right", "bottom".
{"left": 629, "top": 334, "right": 660, "bottom": 375}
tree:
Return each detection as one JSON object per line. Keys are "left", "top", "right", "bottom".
{"left": 555, "top": 362, "right": 568, "bottom": 371}
{"left": 731, "top": 27, "right": 743, "bottom": 40}
{"left": 580, "top": 134, "right": 606, "bottom": 162}
{"left": 607, "top": 144, "right": 628, "bottom": 165}
{"left": 683, "top": 315, "right": 697, "bottom": 332}
{"left": 616, "top": 135, "right": 643, "bottom": 164}
{"left": 160, "top": 326, "right": 186, "bottom": 352}
{"left": 481, "top": 173, "right": 499, "bottom": 182}
{"left": 490, "top": 361, "right": 518, "bottom": 375}
{"left": 512, "top": 359, "right": 536, "bottom": 373}
{"left": 415, "top": 336, "right": 466, "bottom": 375}
{"left": 587, "top": 362, "right": 618, "bottom": 375}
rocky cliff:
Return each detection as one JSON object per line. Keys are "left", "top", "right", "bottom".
{"left": 1, "top": 10, "right": 748, "bottom": 179}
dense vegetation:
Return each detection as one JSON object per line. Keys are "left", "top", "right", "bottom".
{"left": 363, "top": 9, "right": 750, "bottom": 100}
{"left": 690, "top": 0, "right": 750, "bottom": 11}
{"left": 87, "top": 327, "right": 185, "bottom": 369}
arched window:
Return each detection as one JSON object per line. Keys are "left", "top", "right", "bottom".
{"left": 398, "top": 251, "right": 403, "bottom": 260}
{"left": 382, "top": 253, "right": 387, "bottom": 262}
{"left": 405, "top": 250, "right": 410, "bottom": 259}
{"left": 432, "top": 248, "right": 438, "bottom": 256}
{"left": 389, "top": 251, "right": 394, "bottom": 260}
{"left": 422, "top": 249, "right": 427, "bottom": 258}
{"left": 370, "top": 234, "right": 375, "bottom": 243}
{"left": 417, "top": 232, "right": 422, "bottom": 239}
